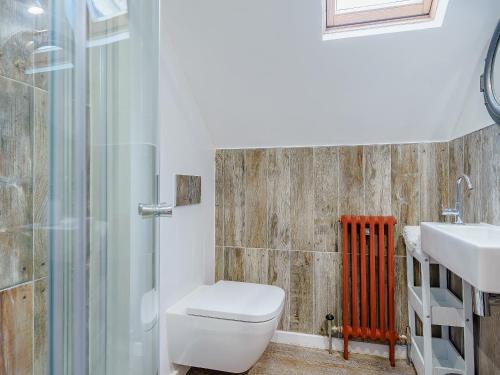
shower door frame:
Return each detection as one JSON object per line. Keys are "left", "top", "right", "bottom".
{"left": 48, "top": 1, "right": 161, "bottom": 374}
{"left": 48, "top": 1, "right": 89, "bottom": 374}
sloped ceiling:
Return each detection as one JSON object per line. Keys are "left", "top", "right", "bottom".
{"left": 164, "top": 0, "right": 500, "bottom": 148}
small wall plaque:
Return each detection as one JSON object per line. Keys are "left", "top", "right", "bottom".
{"left": 175, "top": 174, "right": 201, "bottom": 206}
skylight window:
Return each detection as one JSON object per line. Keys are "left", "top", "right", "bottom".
{"left": 324, "top": 0, "right": 446, "bottom": 39}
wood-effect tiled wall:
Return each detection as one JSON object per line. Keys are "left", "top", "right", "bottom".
{"left": 215, "top": 142, "right": 450, "bottom": 337}
{"left": 0, "top": 0, "right": 49, "bottom": 373}
{"left": 216, "top": 124, "right": 500, "bottom": 373}
{"left": 447, "top": 124, "right": 500, "bottom": 374}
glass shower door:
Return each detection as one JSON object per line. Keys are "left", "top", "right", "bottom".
{"left": 47, "top": 1, "right": 160, "bottom": 374}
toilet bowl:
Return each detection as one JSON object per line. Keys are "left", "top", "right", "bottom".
{"left": 166, "top": 280, "right": 285, "bottom": 373}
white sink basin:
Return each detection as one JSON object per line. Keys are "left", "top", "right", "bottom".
{"left": 421, "top": 222, "right": 500, "bottom": 293}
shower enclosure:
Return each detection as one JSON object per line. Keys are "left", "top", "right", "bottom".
{"left": 46, "top": 1, "right": 160, "bottom": 374}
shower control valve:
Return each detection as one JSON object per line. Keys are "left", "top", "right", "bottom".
{"left": 138, "top": 203, "right": 173, "bottom": 218}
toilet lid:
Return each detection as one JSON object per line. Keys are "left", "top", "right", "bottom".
{"left": 186, "top": 281, "right": 285, "bottom": 323}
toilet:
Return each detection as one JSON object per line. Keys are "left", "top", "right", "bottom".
{"left": 166, "top": 280, "right": 285, "bottom": 373}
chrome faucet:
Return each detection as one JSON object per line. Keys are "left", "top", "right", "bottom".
{"left": 442, "top": 174, "right": 474, "bottom": 224}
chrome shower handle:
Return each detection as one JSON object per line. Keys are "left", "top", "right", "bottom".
{"left": 138, "top": 203, "right": 173, "bottom": 218}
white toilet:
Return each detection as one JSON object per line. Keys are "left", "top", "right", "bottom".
{"left": 166, "top": 280, "right": 285, "bottom": 373}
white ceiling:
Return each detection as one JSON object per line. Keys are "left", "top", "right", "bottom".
{"left": 164, "top": 0, "right": 500, "bottom": 148}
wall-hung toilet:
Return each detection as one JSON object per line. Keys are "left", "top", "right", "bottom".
{"left": 166, "top": 280, "right": 285, "bottom": 373}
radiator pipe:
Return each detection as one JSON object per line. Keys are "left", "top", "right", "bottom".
{"left": 325, "top": 313, "right": 410, "bottom": 362}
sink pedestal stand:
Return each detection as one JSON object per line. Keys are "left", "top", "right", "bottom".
{"left": 406, "top": 238, "right": 474, "bottom": 374}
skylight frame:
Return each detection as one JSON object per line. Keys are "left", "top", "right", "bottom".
{"left": 325, "top": 0, "right": 439, "bottom": 33}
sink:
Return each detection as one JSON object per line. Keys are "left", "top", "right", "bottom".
{"left": 421, "top": 222, "right": 500, "bottom": 293}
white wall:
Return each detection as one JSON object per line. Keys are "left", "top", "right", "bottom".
{"left": 158, "top": 4, "right": 215, "bottom": 374}
{"left": 452, "top": 41, "right": 497, "bottom": 138}
{"left": 164, "top": 0, "right": 500, "bottom": 148}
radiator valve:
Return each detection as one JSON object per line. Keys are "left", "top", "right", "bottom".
{"left": 399, "top": 326, "right": 412, "bottom": 365}
{"left": 325, "top": 313, "right": 342, "bottom": 354}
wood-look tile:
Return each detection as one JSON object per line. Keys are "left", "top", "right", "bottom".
{"left": 419, "top": 142, "right": 449, "bottom": 222}
{"left": 0, "top": 283, "right": 33, "bottom": 375}
{"left": 0, "top": 219, "right": 33, "bottom": 291}
{"left": 34, "top": 278, "right": 48, "bottom": 375}
{"left": 254, "top": 343, "right": 413, "bottom": 375}
{"left": 268, "top": 250, "right": 290, "bottom": 330}
{"left": 413, "top": 259, "right": 440, "bottom": 288}
{"left": 0, "top": 0, "right": 34, "bottom": 84}
{"left": 215, "top": 246, "right": 224, "bottom": 282}
{"left": 0, "top": 76, "right": 33, "bottom": 290}
{"left": 447, "top": 269, "right": 462, "bottom": 351}
{"left": 33, "top": 0, "right": 50, "bottom": 91}
{"left": 215, "top": 150, "right": 224, "bottom": 246}
{"left": 290, "top": 148, "right": 314, "bottom": 251}
{"left": 391, "top": 144, "right": 419, "bottom": 256}
{"left": 313, "top": 252, "right": 342, "bottom": 335}
{"left": 244, "top": 248, "right": 269, "bottom": 284}
{"left": 290, "top": 251, "right": 313, "bottom": 333}
{"left": 313, "top": 147, "right": 339, "bottom": 252}
{"left": 223, "top": 150, "right": 245, "bottom": 247}
{"left": 447, "top": 270, "right": 463, "bottom": 300}
{"left": 0, "top": 76, "right": 33, "bottom": 178}
{"left": 394, "top": 256, "right": 408, "bottom": 336}
{"left": 175, "top": 175, "right": 201, "bottom": 206}
{"left": 446, "top": 137, "right": 463, "bottom": 226}
{"left": 33, "top": 89, "right": 49, "bottom": 279}
{"left": 267, "top": 148, "right": 290, "bottom": 251}
{"left": 339, "top": 146, "right": 364, "bottom": 216}
{"left": 477, "top": 304, "right": 500, "bottom": 374}
{"left": 463, "top": 130, "right": 481, "bottom": 224}
{"left": 448, "top": 137, "right": 464, "bottom": 219}
{"left": 450, "top": 326, "right": 464, "bottom": 358}
{"left": 223, "top": 247, "right": 244, "bottom": 282}
{"left": 480, "top": 125, "right": 500, "bottom": 225}
{"left": 245, "top": 150, "right": 267, "bottom": 248}
{"left": 364, "top": 145, "right": 391, "bottom": 216}
{"left": 188, "top": 342, "right": 415, "bottom": 375}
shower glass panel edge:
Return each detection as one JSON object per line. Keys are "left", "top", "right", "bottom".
{"left": 48, "top": 0, "right": 88, "bottom": 374}
{"left": 48, "top": 1, "right": 160, "bottom": 374}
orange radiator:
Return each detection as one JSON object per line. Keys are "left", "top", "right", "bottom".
{"left": 340, "top": 215, "right": 398, "bottom": 367}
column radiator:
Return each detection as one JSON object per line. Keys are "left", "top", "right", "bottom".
{"left": 340, "top": 215, "right": 398, "bottom": 366}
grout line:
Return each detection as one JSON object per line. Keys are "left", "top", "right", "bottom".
{"left": 266, "top": 149, "right": 269, "bottom": 254}
{"left": 0, "top": 73, "right": 38, "bottom": 90}
{"left": 336, "top": 147, "right": 340, "bottom": 252}
{"left": 389, "top": 145, "right": 392, "bottom": 218}
{"left": 214, "top": 137, "right": 464, "bottom": 151}
{"left": 287, "top": 244, "right": 291, "bottom": 331}
{"left": 418, "top": 143, "right": 422, "bottom": 224}
{"left": 450, "top": 141, "right": 454, "bottom": 213}
{"left": 221, "top": 150, "right": 225, "bottom": 279}
{"left": 288, "top": 148, "right": 292, "bottom": 330}
{"left": 0, "top": 279, "right": 34, "bottom": 293}
{"left": 243, "top": 150, "right": 247, "bottom": 251}
{"left": 220, "top": 245, "right": 406, "bottom": 257}
{"left": 311, "top": 148, "right": 316, "bottom": 331}
{"left": 32, "top": 96, "right": 36, "bottom": 375}
{"left": 288, "top": 148, "right": 291, "bottom": 252}
{"left": 363, "top": 145, "right": 366, "bottom": 216}
{"left": 312, "top": 148, "right": 316, "bottom": 252}
{"left": 242, "top": 149, "right": 246, "bottom": 250}
{"left": 478, "top": 130, "right": 483, "bottom": 222}
{"left": 31, "top": 16, "right": 36, "bottom": 374}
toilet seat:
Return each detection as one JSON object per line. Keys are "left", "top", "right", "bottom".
{"left": 186, "top": 280, "right": 285, "bottom": 323}
{"left": 166, "top": 281, "right": 285, "bottom": 373}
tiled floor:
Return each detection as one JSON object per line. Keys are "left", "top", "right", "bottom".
{"left": 187, "top": 343, "right": 416, "bottom": 375}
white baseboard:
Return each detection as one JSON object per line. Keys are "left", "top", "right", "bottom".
{"left": 271, "top": 330, "right": 407, "bottom": 360}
